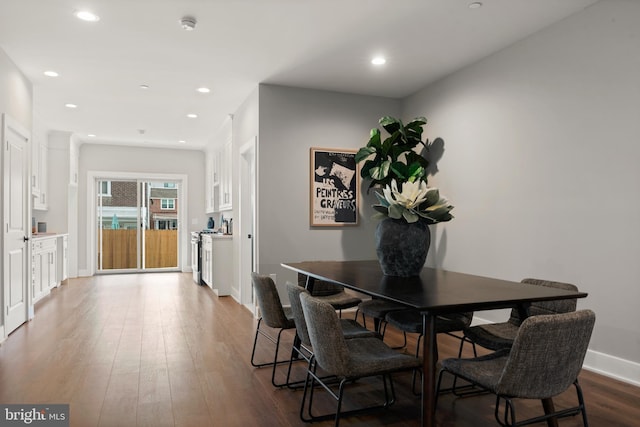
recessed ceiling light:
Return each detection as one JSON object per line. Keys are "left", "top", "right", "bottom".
{"left": 179, "top": 140, "right": 186, "bottom": 144}
{"left": 44, "top": 70, "right": 59, "bottom": 77}
{"left": 65, "top": 103, "right": 77, "bottom": 109}
{"left": 88, "top": 134, "right": 96, "bottom": 137}
{"left": 469, "top": 2, "right": 483, "bottom": 9}
{"left": 371, "top": 56, "right": 386, "bottom": 66}
{"left": 196, "top": 87, "right": 210, "bottom": 93}
{"left": 186, "top": 113, "right": 198, "bottom": 118}
{"left": 140, "top": 84, "right": 150, "bottom": 90}
{"left": 75, "top": 10, "right": 100, "bottom": 22}
{"left": 180, "top": 16, "right": 197, "bottom": 31}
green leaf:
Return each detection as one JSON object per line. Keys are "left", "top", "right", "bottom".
{"left": 424, "top": 188, "right": 440, "bottom": 206}
{"left": 390, "top": 162, "right": 408, "bottom": 180}
{"left": 402, "top": 210, "right": 419, "bottom": 223}
{"left": 372, "top": 205, "right": 389, "bottom": 215}
{"left": 368, "top": 128, "right": 381, "bottom": 149}
{"left": 374, "top": 191, "right": 390, "bottom": 207}
{"left": 379, "top": 116, "right": 400, "bottom": 134}
{"left": 355, "top": 146, "right": 376, "bottom": 163}
{"left": 388, "top": 204, "right": 404, "bottom": 219}
{"left": 370, "top": 160, "right": 390, "bottom": 180}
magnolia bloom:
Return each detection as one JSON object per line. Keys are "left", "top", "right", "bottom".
{"left": 376, "top": 179, "right": 451, "bottom": 223}
{"left": 382, "top": 179, "right": 428, "bottom": 210}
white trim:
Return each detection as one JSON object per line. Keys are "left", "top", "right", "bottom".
{"left": 472, "top": 314, "right": 640, "bottom": 387}
{"left": 583, "top": 349, "right": 640, "bottom": 387}
{"left": 86, "top": 171, "right": 188, "bottom": 275}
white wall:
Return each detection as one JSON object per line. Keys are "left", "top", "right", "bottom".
{"left": 43, "top": 131, "right": 72, "bottom": 234}
{"left": 76, "top": 144, "right": 207, "bottom": 274}
{"left": 256, "top": 84, "right": 400, "bottom": 300}
{"left": 0, "top": 48, "right": 31, "bottom": 129}
{"left": 403, "top": 0, "right": 640, "bottom": 382}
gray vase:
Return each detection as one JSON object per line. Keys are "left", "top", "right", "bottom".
{"left": 375, "top": 217, "right": 431, "bottom": 277}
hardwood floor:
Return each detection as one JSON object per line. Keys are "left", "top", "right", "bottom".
{"left": 0, "top": 273, "right": 637, "bottom": 426}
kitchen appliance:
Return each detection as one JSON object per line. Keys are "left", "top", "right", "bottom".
{"left": 190, "top": 231, "right": 202, "bottom": 284}
{"left": 191, "top": 229, "right": 217, "bottom": 285}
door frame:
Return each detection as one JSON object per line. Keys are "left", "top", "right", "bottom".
{"left": 239, "top": 136, "right": 257, "bottom": 311}
{"left": 86, "top": 171, "right": 188, "bottom": 275}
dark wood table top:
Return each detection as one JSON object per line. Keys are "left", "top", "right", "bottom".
{"left": 282, "top": 260, "right": 588, "bottom": 314}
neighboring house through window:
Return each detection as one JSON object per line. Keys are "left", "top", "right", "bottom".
{"left": 161, "top": 198, "right": 175, "bottom": 209}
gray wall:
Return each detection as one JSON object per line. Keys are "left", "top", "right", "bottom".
{"left": 403, "top": 0, "right": 640, "bottom": 373}
{"left": 256, "top": 84, "right": 400, "bottom": 297}
{"left": 76, "top": 144, "right": 207, "bottom": 274}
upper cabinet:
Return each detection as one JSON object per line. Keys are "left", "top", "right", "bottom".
{"left": 205, "top": 149, "right": 219, "bottom": 214}
{"left": 32, "top": 129, "right": 48, "bottom": 211}
{"left": 204, "top": 115, "right": 233, "bottom": 213}
{"left": 218, "top": 140, "right": 232, "bottom": 212}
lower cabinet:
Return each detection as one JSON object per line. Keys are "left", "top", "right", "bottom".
{"left": 32, "top": 237, "right": 57, "bottom": 303}
{"left": 212, "top": 237, "right": 232, "bottom": 296}
{"left": 201, "top": 235, "right": 213, "bottom": 289}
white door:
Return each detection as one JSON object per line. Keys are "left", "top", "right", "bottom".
{"left": 3, "top": 114, "right": 30, "bottom": 336}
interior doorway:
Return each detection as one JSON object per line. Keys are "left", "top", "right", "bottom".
{"left": 89, "top": 172, "right": 187, "bottom": 275}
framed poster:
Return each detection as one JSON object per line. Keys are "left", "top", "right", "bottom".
{"left": 310, "top": 147, "right": 359, "bottom": 226}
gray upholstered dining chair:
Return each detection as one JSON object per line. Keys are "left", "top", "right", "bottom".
{"left": 436, "top": 309, "right": 596, "bottom": 427}
{"left": 285, "top": 282, "right": 378, "bottom": 387}
{"left": 250, "top": 273, "right": 296, "bottom": 387}
{"left": 299, "top": 292, "right": 422, "bottom": 426}
{"left": 384, "top": 308, "right": 473, "bottom": 393}
{"left": 355, "top": 298, "right": 407, "bottom": 334}
{"left": 298, "top": 273, "right": 362, "bottom": 316}
{"left": 459, "top": 278, "right": 579, "bottom": 357}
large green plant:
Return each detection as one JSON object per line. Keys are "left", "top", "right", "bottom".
{"left": 355, "top": 116, "right": 430, "bottom": 193}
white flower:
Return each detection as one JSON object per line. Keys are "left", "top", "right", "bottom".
{"left": 383, "top": 180, "right": 428, "bottom": 210}
{"left": 374, "top": 179, "right": 454, "bottom": 224}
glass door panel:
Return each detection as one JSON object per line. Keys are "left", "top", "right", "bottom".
{"left": 97, "top": 179, "right": 139, "bottom": 271}
{"left": 97, "top": 179, "right": 180, "bottom": 273}
{"left": 143, "top": 181, "right": 179, "bottom": 269}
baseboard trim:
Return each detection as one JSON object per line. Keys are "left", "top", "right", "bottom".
{"left": 472, "top": 315, "right": 639, "bottom": 387}
{"left": 78, "top": 269, "right": 91, "bottom": 277}
{"left": 583, "top": 349, "right": 640, "bottom": 387}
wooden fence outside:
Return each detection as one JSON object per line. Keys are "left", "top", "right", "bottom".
{"left": 98, "top": 229, "right": 178, "bottom": 269}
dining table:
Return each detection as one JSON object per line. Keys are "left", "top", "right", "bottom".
{"left": 281, "top": 260, "right": 588, "bottom": 427}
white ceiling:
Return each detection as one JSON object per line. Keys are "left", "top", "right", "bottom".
{"left": 0, "top": 0, "right": 598, "bottom": 150}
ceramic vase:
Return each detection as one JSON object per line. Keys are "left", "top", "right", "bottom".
{"left": 375, "top": 217, "right": 430, "bottom": 277}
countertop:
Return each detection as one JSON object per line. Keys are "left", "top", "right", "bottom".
{"left": 201, "top": 233, "right": 233, "bottom": 239}
{"left": 32, "top": 232, "right": 68, "bottom": 239}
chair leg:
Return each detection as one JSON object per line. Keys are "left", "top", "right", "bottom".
{"left": 250, "top": 317, "right": 295, "bottom": 387}
{"left": 250, "top": 318, "right": 265, "bottom": 367}
{"left": 575, "top": 380, "right": 589, "bottom": 427}
{"left": 411, "top": 334, "right": 423, "bottom": 395}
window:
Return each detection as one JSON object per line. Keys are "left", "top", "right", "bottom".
{"left": 161, "top": 199, "right": 175, "bottom": 210}
{"left": 163, "top": 182, "right": 176, "bottom": 188}
{"left": 99, "top": 180, "right": 111, "bottom": 196}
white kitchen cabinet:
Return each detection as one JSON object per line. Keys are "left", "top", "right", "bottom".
{"left": 58, "top": 235, "right": 68, "bottom": 283}
{"left": 212, "top": 236, "right": 232, "bottom": 296}
{"left": 201, "top": 234, "right": 213, "bottom": 288}
{"left": 205, "top": 149, "right": 220, "bottom": 214}
{"left": 32, "top": 237, "right": 57, "bottom": 303}
{"left": 218, "top": 141, "right": 232, "bottom": 212}
{"left": 32, "top": 132, "right": 48, "bottom": 210}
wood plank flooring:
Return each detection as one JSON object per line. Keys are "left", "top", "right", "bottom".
{"left": 0, "top": 273, "right": 637, "bottom": 426}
